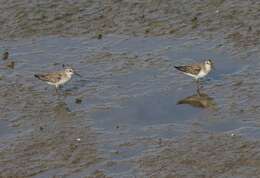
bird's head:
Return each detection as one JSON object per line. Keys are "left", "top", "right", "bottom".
{"left": 64, "top": 67, "right": 74, "bottom": 76}
{"left": 63, "top": 64, "right": 81, "bottom": 77}
{"left": 204, "top": 59, "right": 214, "bottom": 70}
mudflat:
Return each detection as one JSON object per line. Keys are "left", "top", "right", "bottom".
{"left": 0, "top": 1, "right": 260, "bottom": 177}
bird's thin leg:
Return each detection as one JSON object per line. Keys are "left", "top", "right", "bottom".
{"left": 196, "top": 79, "right": 200, "bottom": 89}
{"left": 196, "top": 79, "right": 201, "bottom": 96}
{"left": 55, "top": 85, "right": 59, "bottom": 94}
{"left": 197, "top": 86, "right": 201, "bottom": 96}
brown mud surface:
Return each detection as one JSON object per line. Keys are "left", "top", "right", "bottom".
{"left": 0, "top": 0, "right": 260, "bottom": 178}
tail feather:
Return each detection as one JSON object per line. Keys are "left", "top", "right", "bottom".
{"left": 174, "top": 66, "right": 180, "bottom": 70}
{"left": 34, "top": 74, "right": 46, "bottom": 80}
{"left": 174, "top": 66, "right": 185, "bottom": 72}
{"left": 34, "top": 74, "right": 40, "bottom": 79}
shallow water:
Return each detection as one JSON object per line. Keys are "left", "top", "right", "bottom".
{"left": 0, "top": 35, "right": 260, "bottom": 177}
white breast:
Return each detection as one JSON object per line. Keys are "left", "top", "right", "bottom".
{"left": 197, "top": 70, "right": 209, "bottom": 79}
{"left": 56, "top": 76, "right": 71, "bottom": 85}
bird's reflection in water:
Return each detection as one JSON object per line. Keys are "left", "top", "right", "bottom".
{"left": 177, "top": 90, "right": 216, "bottom": 108}
{"left": 53, "top": 101, "right": 72, "bottom": 119}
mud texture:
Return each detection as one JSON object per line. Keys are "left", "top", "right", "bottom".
{"left": 0, "top": 0, "right": 260, "bottom": 178}
{"left": 0, "top": 0, "right": 259, "bottom": 50}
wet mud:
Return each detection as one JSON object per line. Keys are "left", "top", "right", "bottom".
{"left": 0, "top": 0, "right": 260, "bottom": 178}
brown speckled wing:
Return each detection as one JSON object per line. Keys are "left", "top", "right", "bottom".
{"left": 175, "top": 65, "right": 201, "bottom": 75}
{"left": 36, "top": 72, "right": 63, "bottom": 83}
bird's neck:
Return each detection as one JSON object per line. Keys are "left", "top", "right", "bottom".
{"left": 204, "top": 64, "right": 211, "bottom": 72}
{"left": 66, "top": 73, "right": 73, "bottom": 79}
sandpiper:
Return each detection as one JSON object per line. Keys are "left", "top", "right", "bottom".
{"left": 175, "top": 59, "right": 213, "bottom": 88}
{"left": 34, "top": 66, "right": 81, "bottom": 92}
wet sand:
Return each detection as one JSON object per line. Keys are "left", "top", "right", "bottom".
{"left": 0, "top": 1, "right": 260, "bottom": 178}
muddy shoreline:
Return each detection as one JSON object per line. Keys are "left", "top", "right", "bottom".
{"left": 0, "top": 0, "right": 259, "bottom": 52}
{"left": 0, "top": 1, "right": 260, "bottom": 178}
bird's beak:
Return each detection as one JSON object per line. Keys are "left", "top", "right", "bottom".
{"left": 212, "top": 64, "right": 215, "bottom": 70}
{"left": 74, "top": 71, "right": 82, "bottom": 77}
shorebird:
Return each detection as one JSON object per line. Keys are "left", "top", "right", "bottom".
{"left": 34, "top": 66, "right": 81, "bottom": 92}
{"left": 175, "top": 59, "right": 213, "bottom": 89}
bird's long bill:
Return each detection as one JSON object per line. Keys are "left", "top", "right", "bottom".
{"left": 211, "top": 61, "right": 215, "bottom": 70}
{"left": 74, "top": 71, "right": 82, "bottom": 77}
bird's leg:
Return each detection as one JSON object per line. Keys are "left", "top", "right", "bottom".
{"left": 197, "top": 86, "right": 201, "bottom": 96}
{"left": 196, "top": 79, "right": 201, "bottom": 96}
{"left": 55, "top": 85, "right": 59, "bottom": 94}
{"left": 196, "top": 79, "right": 200, "bottom": 89}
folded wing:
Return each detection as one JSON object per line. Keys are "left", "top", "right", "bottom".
{"left": 174, "top": 65, "right": 201, "bottom": 75}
